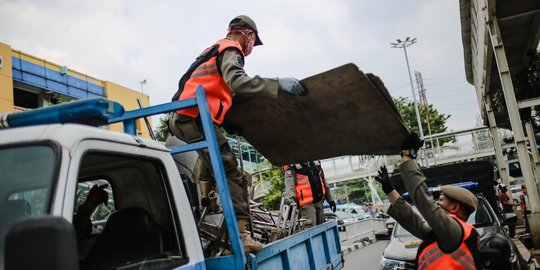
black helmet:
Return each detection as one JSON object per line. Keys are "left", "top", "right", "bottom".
{"left": 479, "top": 232, "right": 511, "bottom": 269}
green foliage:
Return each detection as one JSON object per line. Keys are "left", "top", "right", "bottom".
{"left": 347, "top": 179, "right": 371, "bottom": 204}
{"left": 333, "top": 179, "right": 373, "bottom": 205}
{"left": 259, "top": 166, "right": 285, "bottom": 211}
{"left": 492, "top": 49, "right": 540, "bottom": 125}
{"left": 155, "top": 115, "right": 170, "bottom": 142}
{"left": 373, "top": 182, "right": 388, "bottom": 201}
{"left": 394, "top": 97, "right": 452, "bottom": 147}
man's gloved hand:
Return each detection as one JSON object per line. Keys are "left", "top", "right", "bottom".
{"left": 329, "top": 201, "right": 337, "bottom": 213}
{"left": 401, "top": 132, "right": 424, "bottom": 159}
{"left": 278, "top": 78, "right": 308, "bottom": 96}
{"left": 87, "top": 184, "right": 109, "bottom": 207}
{"left": 375, "top": 166, "right": 394, "bottom": 194}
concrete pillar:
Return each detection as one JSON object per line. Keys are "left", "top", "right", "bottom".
{"left": 488, "top": 15, "right": 540, "bottom": 247}
{"left": 485, "top": 98, "right": 511, "bottom": 188}
{"left": 525, "top": 121, "right": 540, "bottom": 185}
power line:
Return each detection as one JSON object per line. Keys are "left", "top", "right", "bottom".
{"left": 422, "top": 74, "right": 465, "bottom": 80}
{"left": 416, "top": 71, "right": 439, "bottom": 153}
{"left": 428, "top": 95, "right": 475, "bottom": 99}
{"left": 424, "top": 81, "right": 472, "bottom": 86}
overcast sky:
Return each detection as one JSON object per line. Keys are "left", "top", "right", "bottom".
{"left": 0, "top": 0, "right": 481, "bottom": 132}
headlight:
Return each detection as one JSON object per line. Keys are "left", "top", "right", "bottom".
{"left": 380, "top": 257, "right": 407, "bottom": 270}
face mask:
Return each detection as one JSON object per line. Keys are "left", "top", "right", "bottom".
{"left": 243, "top": 31, "right": 256, "bottom": 56}
{"left": 227, "top": 28, "right": 256, "bottom": 56}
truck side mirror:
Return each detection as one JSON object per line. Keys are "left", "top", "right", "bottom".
{"left": 5, "top": 216, "right": 79, "bottom": 270}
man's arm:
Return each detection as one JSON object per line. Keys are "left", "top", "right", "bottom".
{"left": 500, "top": 193, "right": 514, "bottom": 206}
{"left": 73, "top": 201, "right": 94, "bottom": 239}
{"left": 219, "top": 49, "right": 278, "bottom": 99}
{"left": 283, "top": 167, "right": 297, "bottom": 201}
{"left": 317, "top": 162, "right": 334, "bottom": 203}
{"left": 375, "top": 166, "right": 431, "bottom": 240}
{"left": 387, "top": 194, "right": 432, "bottom": 240}
{"left": 400, "top": 158, "right": 464, "bottom": 252}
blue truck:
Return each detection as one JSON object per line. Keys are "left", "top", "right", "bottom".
{"left": 0, "top": 87, "right": 343, "bottom": 270}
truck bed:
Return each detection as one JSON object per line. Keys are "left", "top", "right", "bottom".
{"left": 250, "top": 221, "right": 343, "bottom": 270}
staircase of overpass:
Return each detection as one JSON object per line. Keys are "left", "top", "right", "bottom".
{"left": 320, "top": 127, "right": 506, "bottom": 204}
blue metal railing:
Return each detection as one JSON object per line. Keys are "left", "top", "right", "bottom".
{"left": 109, "top": 86, "right": 246, "bottom": 269}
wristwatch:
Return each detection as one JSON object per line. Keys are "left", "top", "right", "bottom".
{"left": 400, "top": 149, "right": 417, "bottom": 159}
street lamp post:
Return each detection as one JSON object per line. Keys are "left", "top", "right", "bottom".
{"left": 391, "top": 37, "right": 426, "bottom": 164}
{"left": 140, "top": 79, "right": 147, "bottom": 93}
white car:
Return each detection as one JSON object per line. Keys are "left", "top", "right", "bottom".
{"left": 336, "top": 203, "right": 371, "bottom": 220}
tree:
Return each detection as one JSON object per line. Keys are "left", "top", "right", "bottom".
{"left": 346, "top": 179, "right": 371, "bottom": 204}
{"left": 394, "top": 97, "right": 452, "bottom": 147}
{"left": 154, "top": 115, "right": 170, "bottom": 142}
{"left": 492, "top": 49, "right": 540, "bottom": 127}
{"left": 257, "top": 166, "right": 285, "bottom": 211}
{"left": 333, "top": 179, "right": 373, "bottom": 205}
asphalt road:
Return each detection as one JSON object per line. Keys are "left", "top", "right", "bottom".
{"left": 343, "top": 240, "right": 388, "bottom": 270}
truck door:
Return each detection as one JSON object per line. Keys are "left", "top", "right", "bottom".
{"left": 0, "top": 142, "right": 61, "bottom": 268}
{"left": 64, "top": 139, "right": 206, "bottom": 270}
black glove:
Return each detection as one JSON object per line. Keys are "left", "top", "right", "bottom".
{"left": 401, "top": 132, "right": 424, "bottom": 159}
{"left": 375, "top": 165, "right": 394, "bottom": 194}
{"left": 329, "top": 201, "right": 336, "bottom": 213}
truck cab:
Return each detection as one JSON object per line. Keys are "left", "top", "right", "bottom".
{"left": 0, "top": 123, "right": 205, "bottom": 269}
{"left": 0, "top": 91, "right": 343, "bottom": 270}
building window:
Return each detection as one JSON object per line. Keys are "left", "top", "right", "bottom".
{"left": 13, "top": 88, "right": 39, "bottom": 109}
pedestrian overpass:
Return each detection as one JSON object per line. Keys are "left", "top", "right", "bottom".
{"left": 320, "top": 126, "right": 508, "bottom": 204}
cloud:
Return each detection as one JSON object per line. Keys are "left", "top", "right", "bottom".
{"left": 0, "top": 0, "right": 480, "bottom": 131}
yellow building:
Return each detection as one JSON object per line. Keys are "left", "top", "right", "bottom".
{"left": 0, "top": 42, "right": 151, "bottom": 138}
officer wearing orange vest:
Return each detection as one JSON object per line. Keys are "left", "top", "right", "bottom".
{"left": 169, "top": 15, "right": 307, "bottom": 254}
{"left": 283, "top": 161, "right": 336, "bottom": 228}
{"left": 375, "top": 133, "right": 480, "bottom": 269}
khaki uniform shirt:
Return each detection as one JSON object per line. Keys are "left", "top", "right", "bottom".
{"left": 387, "top": 160, "right": 463, "bottom": 252}
{"left": 283, "top": 161, "right": 334, "bottom": 203}
{"left": 217, "top": 48, "right": 278, "bottom": 99}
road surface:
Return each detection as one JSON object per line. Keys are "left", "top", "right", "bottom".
{"left": 343, "top": 240, "right": 388, "bottom": 270}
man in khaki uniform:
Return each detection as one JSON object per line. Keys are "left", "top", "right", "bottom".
{"left": 283, "top": 161, "right": 336, "bottom": 228}
{"left": 375, "top": 133, "right": 480, "bottom": 269}
{"left": 169, "top": 15, "right": 307, "bottom": 253}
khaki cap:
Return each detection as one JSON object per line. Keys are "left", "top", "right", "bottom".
{"left": 441, "top": 185, "right": 478, "bottom": 212}
{"left": 229, "top": 15, "right": 263, "bottom": 46}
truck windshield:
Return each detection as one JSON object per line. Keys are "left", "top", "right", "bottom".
{"left": 0, "top": 144, "right": 57, "bottom": 266}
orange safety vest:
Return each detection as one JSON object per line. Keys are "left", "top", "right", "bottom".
{"left": 284, "top": 162, "right": 326, "bottom": 206}
{"left": 417, "top": 214, "right": 477, "bottom": 270}
{"left": 175, "top": 38, "right": 244, "bottom": 125}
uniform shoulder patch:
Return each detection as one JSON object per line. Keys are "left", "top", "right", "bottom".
{"left": 286, "top": 168, "right": 293, "bottom": 177}
{"left": 235, "top": 53, "right": 244, "bottom": 67}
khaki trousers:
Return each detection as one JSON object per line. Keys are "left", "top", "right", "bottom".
{"left": 169, "top": 113, "right": 249, "bottom": 219}
{"left": 300, "top": 200, "right": 325, "bottom": 228}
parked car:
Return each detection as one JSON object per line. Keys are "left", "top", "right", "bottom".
{"left": 336, "top": 203, "right": 371, "bottom": 220}
{"left": 376, "top": 191, "right": 533, "bottom": 270}
{"left": 324, "top": 211, "right": 356, "bottom": 231}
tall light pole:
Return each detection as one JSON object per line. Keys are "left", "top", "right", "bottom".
{"left": 140, "top": 79, "right": 147, "bottom": 93}
{"left": 391, "top": 37, "right": 426, "bottom": 162}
